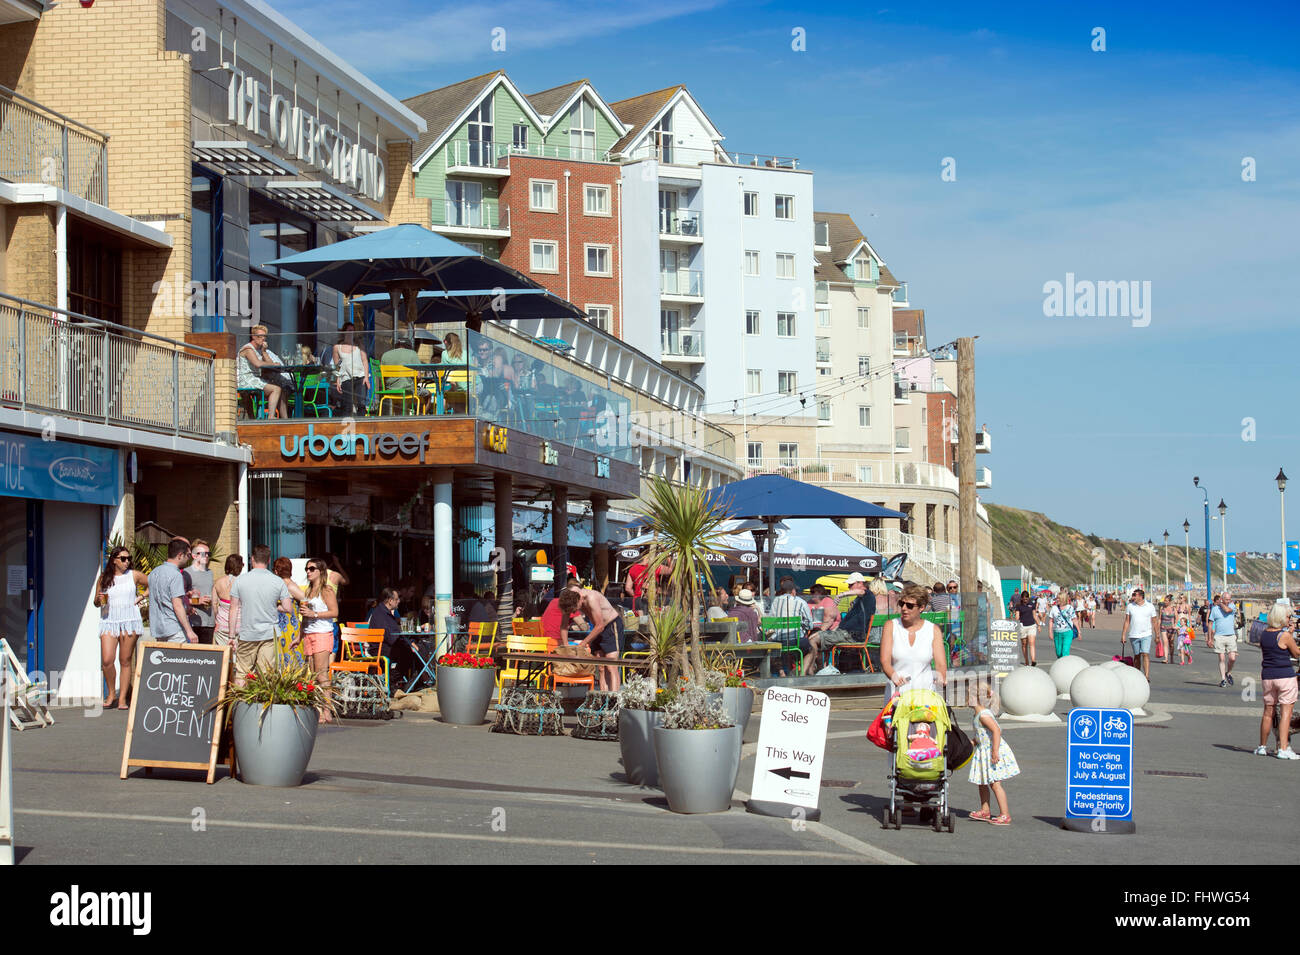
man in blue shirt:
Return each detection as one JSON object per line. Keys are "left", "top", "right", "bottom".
{"left": 1208, "top": 592, "right": 1239, "bottom": 688}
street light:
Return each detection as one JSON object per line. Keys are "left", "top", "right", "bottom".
{"left": 1146, "top": 539, "right": 1154, "bottom": 591}
{"left": 1183, "top": 518, "right": 1190, "bottom": 588}
{"left": 1279, "top": 468, "right": 1289, "bottom": 601}
{"left": 1163, "top": 529, "right": 1169, "bottom": 593}
{"left": 1194, "top": 477, "right": 1211, "bottom": 599}
{"left": 1217, "top": 499, "right": 1228, "bottom": 593}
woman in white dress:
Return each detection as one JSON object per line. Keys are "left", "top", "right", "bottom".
{"left": 95, "top": 546, "right": 149, "bottom": 709}
{"left": 236, "top": 324, "right": 289, "bottom": 419}
{"left": 881, "top": 581, "right": 948, "bottom": 698}
{"left": 331, "top": 322, "right": 370, "bottom": 415}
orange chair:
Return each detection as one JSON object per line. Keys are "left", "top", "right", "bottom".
{"left": 465, "top": 620, "right": 498, "bottom": 657}
{"left": 330, "top": 626, "right": 390, "bottom": 693}
{"left": 514, "top": 618, "right": 595, "bottom": 693}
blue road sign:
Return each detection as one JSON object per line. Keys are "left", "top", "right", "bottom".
{"left": 1066, "top": 707, "right": 1133, "bottom": 825}
{"left": 1226, "top": 552, "right": 1237, "bottom": 575}
{"left": 1288, "top": 542, "right": 1299, "bottom": 573}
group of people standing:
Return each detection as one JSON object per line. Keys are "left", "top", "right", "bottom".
{"left": 95, "top": 540, "right": 348, "bottom": 721}
{"left": 1009, "top": 587, "right": 1100, "bottom": 666}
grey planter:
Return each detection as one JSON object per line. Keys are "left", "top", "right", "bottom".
{"left": 722, "top": 686, "right": 755, "bottom": 738}
{"left": 653, "top": 724, "right": 743, "bottom": 813}
{"left": 618, "top": 707, "right": 663, "bottom": 786}
{"left": 436, "top": 665, "right": 496, "bottom": 725}
{"left": 232, "top": 702, "right": 318, "bottom": 787}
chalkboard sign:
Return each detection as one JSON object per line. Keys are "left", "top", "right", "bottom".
{"left": 120, "top": 642, "right": 230, "bottom": 784}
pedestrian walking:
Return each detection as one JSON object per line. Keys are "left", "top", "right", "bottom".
{"left": 967, "top": 683, "right": 1019, "bottom": 825}
{"left": 1015, "top": 591, "right": 1038, "bottom": 666}
{"left": 147, "top": 538, "right": 200, "bottom": 645}
{"left": 95, "top": 546, "right": 149, "bottom": 709}
{"left": 212, "top": 554, "right": 243, "bottom": 645}
{"left": 1255, "top": 601, "right": 1300, "bottom": 759}
{"left": 1159, "top": 597, "right": 1177, "bottom": 664}
{"left": 186, "top": 538, "right": 215, "bottom": 644}
{"left": 1208, "top": 592, "right": 1240, "bottom": 688}
{"left": 229, "top": 545, "right": 294, "bottom": 686}
{"left": 1120, "top": 589, "right": 1158, "bottom": 678}
{"left": 298, "top": 558, "right": 339, "bottom": 724}
{"left": 1085, "top": 592, "right": 1097, "bottom": 628}
{"left": 1048, "top": 592, "right": 1079, "bottom": 658}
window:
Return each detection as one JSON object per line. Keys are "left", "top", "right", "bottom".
{"left": 854, "top": 254, "right": 872, "bottom": 281}
{"left": 467, "top": 98, "right": 493, "bottom": 166}
{"left": 569, "top": 99, "right": 597, "bottom": 160}
{"left": 856, "top": 464, "right": 873, "bottom": 482}
{"left": 586, "top": 305, "right": 611, "bottom": 331}
{"left": 460, "top": 240, "right": 484, "bottom": 254}
{"left": 585, "top": 244, "right": 611, "bottom": 276}
{"left": 445, "top": 179, "right": 483, "bottom": 226}
{"left": 746, "top": 369, "right": 762, "bottom": 395}
{"left": 747, "top": 442, "right": 763, "bottom": 466}
{"left": 817, "top": 366, "right": 831, "bottom": 376}
{"left": 859, "top": 406, "right": 871, "bottom": 427}
{"left": 776, "top": 253, "right": 795, "bottom": 278}
{"left": 817, "top": 400, "right": 831, "bottom": 422}
{"left": 774, "top": 195, "right": 794, "bottom": 219}
{"left": 743, "top": 191, "right": 759, "bottom": 216}
{"left": 584, "top": 183, "right": 610, "bottom": 216}
{"left": 777, "top": 312, "right": 796, "bottom": 337}
{"left": 778, "top": 371, "right": 796, "bottom": 395}
{"left": 745, "top": 310, "right": 760, "bottom": 335}
{"left": 858, "top": 355, "right": 870, "bottom": 376}
{"left": 921, "top": 407, "right": 927, "bottom": 424}
{"left": 895, "top": 427, "right": 910, "bottom": 450}
{"left": 857, "top": 306, "right": 870, "bottom": 328}
{"left": 512, "top": 123, "right": 529, "bottom": 152}
{"left": 530, "top": 179, "right": 557, "bottom": 212}
{"left": 531, "top": 240, "right": 557, "bottom": 272}
{"left": 778, "top": 443, "right": 799, "bottom": 466}
{"left": 817, "top": 310, "right": 830, "bottom": 327}
{"left": 744, "top": 250, "right": 760, "bottom": 276}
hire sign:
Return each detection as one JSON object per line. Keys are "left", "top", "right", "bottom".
{"left": 280, "top": 424, "right": 431, "bottom": 464}
{"left": 225, "top": 68, "right": 386, "bottom": 202}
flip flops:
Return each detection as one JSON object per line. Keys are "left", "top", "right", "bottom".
{"left": 969, "top": 808, "right": 992, "bottom": 821}
{"left": 989, "top": 814, "right": 1012, "bottom": 826}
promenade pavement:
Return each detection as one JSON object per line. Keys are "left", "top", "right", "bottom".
{"left": 7, "top": 607, "right": 1289, "bottom": 865}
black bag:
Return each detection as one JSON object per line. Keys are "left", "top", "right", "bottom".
{"left": 944, "top": 705, "right": 974, "bottom": 771}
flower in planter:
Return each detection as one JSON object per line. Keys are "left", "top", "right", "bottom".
{"left": 437, "top": 652, "right": 494, "bottom": 669}
{"left": 660, "top": 684, "right": 734, "bottom": 731}
{"left": 214, "top": 662, "right": 338, "bottom": 725}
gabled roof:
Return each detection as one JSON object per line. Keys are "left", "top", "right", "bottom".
{"left": 528, "top": 79, "right": 587, "bottom": 117}
{"left": 527, "top": 79, "right": 629, "bottom": 140}
{"left": 877, "top": 264, "right": 902, "bottom": 289}
{"left": 814, "top": 211, "right": 885, "bottom": 268}
{"left": 405, "top": 71, "right": 546, "bottom": 172}
{"left": 608, "top": 85, "right": 723, "bottom": 157}
{"left": 893, "top": 308, "right": 925, "bottom": 339}
{"left": 813, "top": 256, "right": 852, "bottom": 285}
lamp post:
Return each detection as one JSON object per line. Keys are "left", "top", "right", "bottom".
{"left": 1279, "top": 468, "right": 1289, "bottom": 601}
{"left": 1194, "top": 477, "right": 1211, "bottom": 600}
{"left": 1217, "top": 499, "right": 1228, "bottom": 594}
{"left": 1146, "top": 539, "right": 1154, "bottom": 591}
{"left": 1163, "top": 529, "right": 1169, "bottom": 594}
{"left": 1183, "top": 518, "right": 1190, "bottom": 588}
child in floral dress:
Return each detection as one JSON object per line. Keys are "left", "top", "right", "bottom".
{"left": 968, "top": 683, "right": 1020, "bottom": 825}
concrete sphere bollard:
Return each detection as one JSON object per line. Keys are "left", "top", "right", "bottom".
{"left": 1001, "top": 665, "right": 1057, "bottom": 716}
{"left": 1070, "top": 665, "right": 1124, "bottom": 708}
{"left": 1100, "top": 660, "right": 1127, "bottom": 671}
{"left": 1049, "top": 655, "right": 1090, "bottom": 694}
{"left": 1114, "top": 665, "right": 1150, "bottom": 710}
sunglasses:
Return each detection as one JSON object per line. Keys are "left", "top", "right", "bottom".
{"left": 306, "top": 565, "right": 321, "bottom": 572}
{"left": 193, "top": 551, "right": 209, "bottom": 557}
{"left": 115, "top": 555, "right": 131, "bottom": 562}
{"left": 899, "top": 600, "right": 920, "bottom": 609}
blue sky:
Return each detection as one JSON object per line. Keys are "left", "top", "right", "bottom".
{"left": 276, "top": 0, "right": 1300, "bottom": 550}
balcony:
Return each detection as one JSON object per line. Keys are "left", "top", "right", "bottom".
{"left": 815, "top": 337, "right": 831, "bottom": 364}
{"left": 814, "top": 220, "right": 830, "bottom": 250}
{"left": 660, "top": 328, "right": 704, "bottom": 362}
{"left": 658, "top": 209, "right": 703, "bottom": 243}
{"left": 443, "top": 139, "right": 611, "bottom": 175}
{"left": 894, "top": 428, "right": 910, "bottom": 452}
{"left": 660, "top": 269, "right": 704, "bottom": 301}
{"left": 975, "top": 428, "right": 991, "bottom": 453}
{"left": 892, "top": 282, "right": 909, "bottom": 304}
{"left": 743, "top": 457, "right": 959, "bottom": 493}
{"left": 431, "top": 199, "right": 510, "bottom": 238}
{"left": 975, "top": 466, "right": 992, "bottom": 488}
{"left": 815, "top": 280, "right": 830, "bottom": 308}
{"left": 724, "top": 151, "right": 800, "bottom": 170}
{"left": 0, "top": 292, "right": 214, "bottom": 439}
{"left": 0, "top": 84, "right": 109, "bottom": 204}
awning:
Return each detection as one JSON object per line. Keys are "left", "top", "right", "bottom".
{"left": 262, "top": 179, "right": 385, "bottom": 223}
{"left": 192, "top": 140, "right": 299, "bottom": 178}
{"left": 618, "top": 518, "right": 883, "bottom": 575}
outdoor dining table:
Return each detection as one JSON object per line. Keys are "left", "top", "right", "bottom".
{"left": 265, "top": 362, "right": 322, "bottom": 417}
{"left": 499, "top": 651, "right": 652, "bottom": 690}
{"left": 405, "top": 363, "right": 460, "bottom": 415}
{"left": 396, "top": 631, "right": 440, "bottom": 691}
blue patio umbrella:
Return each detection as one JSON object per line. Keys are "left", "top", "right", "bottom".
{"left": 704, "top": 474, "right": 906, "bottom": 597}
{"left": 264, "top": 223, "right": 552, "bottom": 331}
{"left": 351, "top": 287, "right": 586, "bottom": 330}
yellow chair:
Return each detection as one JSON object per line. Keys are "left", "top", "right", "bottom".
{"left": 441, "top": 367, "right": 473, "bottom": 415}
{"left": 378, "top": 364, "right": 427, "bottom": 416}
{"left": 496, "top": 629, "right": 551, "bottom": 698}
{"left": 465, "top": 620, "right": 498, "bottom": 657}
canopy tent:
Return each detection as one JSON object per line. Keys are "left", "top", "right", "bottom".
{"left": 617, "top": 518, "right": 882, "bottom": 583}
{"left": 703, "top": 474, "right": 907, "bottom": 598}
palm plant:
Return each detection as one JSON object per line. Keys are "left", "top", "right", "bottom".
{"left": 637, "top": 477, "right": 733, "bottom": 684}
{"left": 642, "top": 602, "right": 689, "bottom": 687}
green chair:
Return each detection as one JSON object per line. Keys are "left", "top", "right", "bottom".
{"left": 238, "top": 387, "right": 267, "bottom": 419}
{"left": 760, "top": 615, "right": 803, "bottom": 674}
{"left": 300, "top": 374, "right": 333, "bottom": 417}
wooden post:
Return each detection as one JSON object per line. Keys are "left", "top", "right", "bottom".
{"left": 957, "top": 337, "right": 978, "bottom": 650}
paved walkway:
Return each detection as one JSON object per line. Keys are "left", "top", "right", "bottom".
{"left": 8, "top": 608, "right": 1290, "bottom": 864}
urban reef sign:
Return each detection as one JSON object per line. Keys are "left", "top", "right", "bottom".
{"left": 482, "top": 425, "right": 508, "bottom": 453}
{"left": 280, "top": 424, "right": 431, "bottom": 463}
{"left": 225, "top": 68, "right": 386, "bottom": 202}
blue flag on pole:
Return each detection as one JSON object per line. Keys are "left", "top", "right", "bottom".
{"left": 1288, "top": 542, "right": 1300, "bottom": 573}
{"left": 1226, "top": 552, "right": 1237, "bottom": 575}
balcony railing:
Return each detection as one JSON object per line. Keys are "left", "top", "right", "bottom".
{"left": 743, "top": 457, "right": 959, "bottom": 493}
{"left": 815, "top": 280, "right": 829, "bottom": 304}
{"left": 443, "top": 139, "right": 611, "bottom": 170}
{"left": 815, "top": 338, "right": 831, "bottom": 363}
{"left": 0, "top": 292, "right": 214, "bottom": 439}
{"left": 659, "top": 209, "right": 703, "bottom": 237}
{"left": 892, "top": 282, "right": 909, "bottom": 303}
{"left": 433, "top": 199, "right": 508, "bottom": 231}
{"left": 0, "top": 84, "right": 109, "bottom": 204}
{"left": 661, "top": 328, "right": 704, "bottom": 358}
{"left": 660, "top": 269, "right": 704, "bottom": 297}
{"left": 725, "top": 151, "right": 799, "bottom": 169}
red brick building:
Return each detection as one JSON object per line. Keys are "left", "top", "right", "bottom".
{"left": 499, "top": 156, "right": 623, "bottom": 338}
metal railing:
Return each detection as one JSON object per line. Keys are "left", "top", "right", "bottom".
{"left": 743, "top": 457, "right": 960, "bottom": 493}
{"left": 444, "top": 139, "right": 611, "bottom": 169}
{"left": 815, "top": 337, "right": 831, "bottom": 363}
{"left": 815, "top": 280, "right": 830, "bottom": 304}
{"left": 892, "top": 282, "right": 909, "bottom": 303}
{"left": 0, "top": 292, "right": 215, "bottom": 439}
{"left": 725, "top": 150, "right": 799, "bottom": 169}
{"left": 434, "top": 199, "right": 508, "bottom": 231}
{"left": 660, "top": 269, "right": 704, "bottom": 297}
{"left": 0, "top": 84, "right": 109, "bottom": 204}
{"left": 660, "top": 329, "right": 704, "bottom": 358}
{"left": 659, "top": 209, "right": 703, "bottom": 237}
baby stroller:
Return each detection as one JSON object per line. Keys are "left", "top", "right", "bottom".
{"left": 882, "top": 688, "right": 957, "bottom": 833}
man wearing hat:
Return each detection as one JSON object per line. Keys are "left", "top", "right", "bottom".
{"left": 823, "top": 572, "right": 875, "bottom": 671}
{"left": 731, "top": 588, "right": 762, "bottom": 647}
